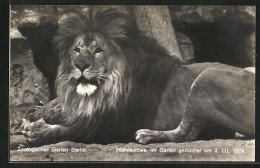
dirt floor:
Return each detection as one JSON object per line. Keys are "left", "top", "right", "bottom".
{"left": 9, "top": 135, "right": 254, "bottom": 162}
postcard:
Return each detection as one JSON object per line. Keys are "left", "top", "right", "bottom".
{"left": 9, "top": 5, "right": 255, "bottom": 162}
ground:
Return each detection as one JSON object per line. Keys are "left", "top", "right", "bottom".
{"left": 10, "top": 135, "right": 254, "bottom": 162}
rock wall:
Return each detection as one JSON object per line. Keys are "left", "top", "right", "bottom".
{"left": 10, "top": 39, "right": 50, "bottom": 134}
{"left": 169, "top": 6, "right": 256, "bottom": 67}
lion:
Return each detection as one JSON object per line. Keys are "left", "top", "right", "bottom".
{"left": 21, "top": 8, "right": 255, "bottom": 145}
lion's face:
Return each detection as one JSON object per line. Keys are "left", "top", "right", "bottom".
{"left": 54, "top": 8, "right": 133, "bottom": 119}
{"left": 67, "top": 33, "right": 119, "bottom": 96}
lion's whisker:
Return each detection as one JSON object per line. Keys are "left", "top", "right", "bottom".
{"left": 100, "top": 75, "right": 108, "bottom": 78}
{"left": 87, "top": 70, "right": 100, "bottom": 73}
{"left": 98, "top": 76, "right": 107, "bottom": 81}
{"left": 100, "top": 75, "right": 112, "bottom": 80}
{"left": 100, "top": 74, "right": 110, "bottom": 77}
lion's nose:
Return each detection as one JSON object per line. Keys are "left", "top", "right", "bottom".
{"left": 75, "top": 63, "right": 91, "bottom": 72}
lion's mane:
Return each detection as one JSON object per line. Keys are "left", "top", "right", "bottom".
{"left": 53, "top": 8, "right": 181, "bottom": 142}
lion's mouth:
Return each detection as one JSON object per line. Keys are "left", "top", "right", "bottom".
{"left": 77, "top": 76, "right": 99, "bottom": 86}
{"left": 76, "top": 77, "right": 99, "bottom": 96}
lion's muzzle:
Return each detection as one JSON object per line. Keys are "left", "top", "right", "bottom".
{"left": 77, "top": 76, "right": 98, "bottom": 86}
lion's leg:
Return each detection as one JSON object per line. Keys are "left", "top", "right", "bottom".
{"left": 21, "top": 118, "right": 70, "bottom": 146}
{"left": 28, "top": 97, "right": 64, "bottom": 124}
{"left": 181, "top": 67, "right": 255, "bottom": 137}
{"left": 136, "top": 119, "right": 203, "bottom": 144}
{"left": 21, "top": 97, "right": 73, "bottom": 145}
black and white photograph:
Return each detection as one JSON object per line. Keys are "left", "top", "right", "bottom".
{"left": 9, "top": 5, "right": 255, "bottom": 161}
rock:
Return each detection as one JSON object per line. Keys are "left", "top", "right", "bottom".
{"left": 133, "top": 6, "right": 182, "bottom": 59}
{"left": 169, "top": 6, "right": 255, "bottom": 24}
{"left": 10, "top": 39, "right": 50, "bottom": 134}
{"left": 176, "top": 32, "right": 194, "bottom": 63}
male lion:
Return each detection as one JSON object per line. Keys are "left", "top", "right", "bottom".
{"left": 22, "top": 8, "right": 255, "bottom": 145}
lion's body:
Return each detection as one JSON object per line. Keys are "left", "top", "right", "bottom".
{"left": 153, "top": 63, "right": 255, "bottom": 134}
{"left": 23, "top": 8, "right": 255, "bottom": 145}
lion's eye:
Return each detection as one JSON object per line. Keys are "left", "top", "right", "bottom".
{"left": 74, "top": 47, "right": 81, "bottom": 53}
{"left": 94, "top": 48, "right": 103, "bottom": 54}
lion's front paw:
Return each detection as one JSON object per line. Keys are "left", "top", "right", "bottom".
{"left": 135, "top": 129, "right": 164, "bottom": 144}
{"left": 21, "top": 118, "right": 53, "bottom": 146}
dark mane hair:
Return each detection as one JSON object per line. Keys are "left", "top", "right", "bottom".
{"left": 53, "top": 7, "right": 181, "bottom": 143}
{"left": 53, "top": 8, "right": 134, "bottom": 53}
